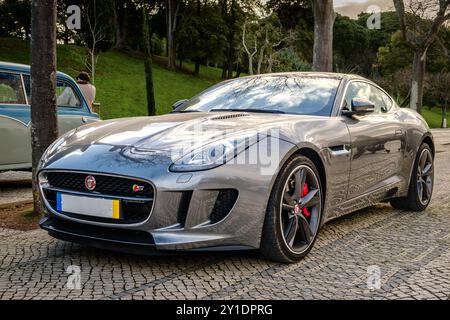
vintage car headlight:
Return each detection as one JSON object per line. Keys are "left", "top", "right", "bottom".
{"left": 170, "top": 132, "right": 264, "bottom": 172}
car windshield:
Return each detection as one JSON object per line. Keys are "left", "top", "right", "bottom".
{"left": 179, "top": 75, "right": 341, "bottom": 116}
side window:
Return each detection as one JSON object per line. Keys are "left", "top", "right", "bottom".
{"left": 370, "top": 85, "right": 392, "bottom": 113}
{"left": 343, "top": 82, "right": 372, "bottom": 111}
{"left": 0, "top": 72, "right": 26, "bottom": 104}
{"left": 23, "top": 75, "right": 31, "bottom": 103}
{"left": 56, "top": 80, "right": 81, "bottom": 107}
{"left": 343, "top": 82, "right": 392, "bottom": 114}
{"left": 23, "top": 77, "right": 82, "bottom": 108}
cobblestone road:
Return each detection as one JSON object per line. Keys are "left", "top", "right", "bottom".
{"left": 0, "top": 130, "right": 449, "bottom": 300}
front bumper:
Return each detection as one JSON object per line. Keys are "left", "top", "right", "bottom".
{"left": 38, "top": 139, "right": 295, "bottom": 252}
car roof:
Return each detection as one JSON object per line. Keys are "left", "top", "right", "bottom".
{"left": 236, "top": 71, "right": 368, "bottom": 82}
{"left": 0, "top": 61, "right": 73, "bottom": 80}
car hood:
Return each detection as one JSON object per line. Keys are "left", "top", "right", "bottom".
{"left": 63, "top": 112, "right": 322, "bottom": 152}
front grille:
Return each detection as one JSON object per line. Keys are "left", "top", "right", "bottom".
{"left": 46, "top": 171, "right": 153, "bottom": 198}
{"left": 41, "top": 171, "right": 154, "bottom": 224}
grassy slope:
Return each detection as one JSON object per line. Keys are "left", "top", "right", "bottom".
{"left": 422, "top": 107, "right": 449, "bottom": 129}
{"left": 0, "top": 38, "right": 219, "bottom": 119}
{"left": 0, "top": 38, "right": 446, "bottom": 128}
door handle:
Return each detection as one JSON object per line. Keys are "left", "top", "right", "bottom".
{"left": 395, "top": 129, "right": 403, "bottom": 136}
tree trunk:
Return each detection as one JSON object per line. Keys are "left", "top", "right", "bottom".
{"left": 410, "top": 48, "right": 427, "bottom": 113}
{"left": 142, "top": 9, "right": 156, "bottom": 116}
{"left": 166, "top": 0, "right": 178, "bottom": 70}
{"left": 235, "top": 62, "right": 241, "bottom": 78}
{"left": 257, "top": 39, "right": 268, "bottom": 75}
{"left": 114, "top": 4, "right": 129, "bottom": 50}
{"left": 248, "top": 56, "right": 254, "bottom": 75}
{"left": 226, "top": 41, "right": 234, "bottom": 79}
{"left": 30, "top": 0, "right": 58, "bottom": 215}
{"left": 225, "top": 0, "right": 237, "bottom": 79}
{"left": 312, "top": 0, "right": 335, "bottom": 72}
{"left": 221, "top": 62, "right": 227, "bottom": 79}
{"left": 194, "top": 62, "right": 200, "bottom": 76}
{"left": 442, "top": 100, "right": 448, "bottom": 128}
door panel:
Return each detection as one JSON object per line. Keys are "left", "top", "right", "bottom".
{"left": 342, "top": 81, "right": 405, "bottom": 199}
{"left": 345, "top": 114, "right": 404, "bottom": 198}
{"left": 0, "top": 109, "right": 31, "bottom": 166}
{"left": 0, "top": 72, "right": 31, "bottom": 166}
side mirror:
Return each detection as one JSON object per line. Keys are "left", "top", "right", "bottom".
{"left": 172, "top": 99, "right": 189, "bottom": 112}
{"left": 342, "top": 98, "right": 375, "bottom": 117}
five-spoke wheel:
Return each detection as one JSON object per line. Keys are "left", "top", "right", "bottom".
{"left": 416, "top": 148, "right": 433, "bottom": 206}
{"left": 260, "top": 155, "right": 323, "bottom": 263}
{"left": 391, "top": 142, "right": 434, "bottom": 211}
{"left": 280, "top": 165, "right": 321, "bottom": 254}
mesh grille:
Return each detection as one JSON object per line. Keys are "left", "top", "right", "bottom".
{"left": 46, "top": 172, "right": 153, "bottom": 198}
{"left": 42, "top": 171, "right": 154, "bottom": 224}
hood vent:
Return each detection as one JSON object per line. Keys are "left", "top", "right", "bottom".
{"left": 209, "top": 113, "right": 249, "bottom": 121}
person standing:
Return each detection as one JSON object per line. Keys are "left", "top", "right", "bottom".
{"left": 76, "top": 72, "right": 96, "bottom": 109}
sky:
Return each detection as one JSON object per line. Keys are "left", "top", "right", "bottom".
{"left": 334, "top": 0, "right": 395, "bottom": 18}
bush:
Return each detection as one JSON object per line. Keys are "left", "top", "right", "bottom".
{"left": 151, "top": 34, "right": 165, "bottom": 56}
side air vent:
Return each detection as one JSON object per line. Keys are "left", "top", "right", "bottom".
{"left": 177, "top": 191, "right": 193, "bottom": 227}
{"left": 209, "top": 113, "right": 249, "bottom": 121}
{"left": 210, "top": 189, "right": 239, "bottom": 224}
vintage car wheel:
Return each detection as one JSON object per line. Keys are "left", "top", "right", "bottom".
{"left": 260, "top": 155, "right": 323, "bottom": 263}
{"left": 390, "top": 143, "right": 434, "bottom": 212}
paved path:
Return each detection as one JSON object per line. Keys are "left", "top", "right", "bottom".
{"left": 0, "top": 130, "right": 449, "bottom": 300}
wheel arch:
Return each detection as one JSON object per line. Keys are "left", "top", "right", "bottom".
{"left": 274, "top": 146, "right": 327, "bottom": 206}
{"left": 422, "top": 133, "right": 435, "bottom": 157}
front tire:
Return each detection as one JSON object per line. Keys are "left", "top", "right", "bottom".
{"left": 390, "top": 143, "right": 434, "bottom": 211}
{"left": 260, "top": 155, "right": 323, "bottom": 263}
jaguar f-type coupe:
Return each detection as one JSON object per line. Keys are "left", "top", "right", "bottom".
{"left": 38, "top": 73, "right": 434, "bottom": 263}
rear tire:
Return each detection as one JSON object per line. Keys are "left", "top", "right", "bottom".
{"left": 390, "top": 143, "right": 434, "bottom": 211}
{"left": 260, "top": 155, "right": 323, "bottom": 263}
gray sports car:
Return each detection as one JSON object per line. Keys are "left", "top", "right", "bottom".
{"left": 38, "top": 73, "right": 434, "bottom": 263}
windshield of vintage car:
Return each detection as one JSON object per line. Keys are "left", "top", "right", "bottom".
{"left": 179, "top": 76, "right": 340, "bottom": 116}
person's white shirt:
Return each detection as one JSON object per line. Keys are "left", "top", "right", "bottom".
{"left": 57, "top": 87, "right": 80, "bottom": 107}
{"left": 78, "top": 82, "right": 96, "bottom": 108}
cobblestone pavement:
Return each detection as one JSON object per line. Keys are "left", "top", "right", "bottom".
{"left": 0, "top": 131, "right": 449, "bottom": 300}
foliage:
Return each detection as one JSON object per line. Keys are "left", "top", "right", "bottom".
{"left": 0, "top": 0, "right": 31, "bottom": 39}
{"left": 333, "top": 14, "right": 370, "bottom": 74}
{"left": 271, "top": 47, "right": 311, "bottom": 72}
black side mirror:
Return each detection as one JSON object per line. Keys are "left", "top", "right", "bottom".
{"left": 172, "top": 99, "right": 189, "bottom": 112}
{"left": 342, "top": 98, "right": 375, "bottom": 117}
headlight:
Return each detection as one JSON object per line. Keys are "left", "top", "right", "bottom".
{"left": 170, "top": 132, "right": 264, "bottom": 172}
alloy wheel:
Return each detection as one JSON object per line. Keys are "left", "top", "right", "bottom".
{"left": 279, "top": 165, "right": 321, "bottom": 254}
{"left": 417, "top": 148, "right": 433, "bottom": 206}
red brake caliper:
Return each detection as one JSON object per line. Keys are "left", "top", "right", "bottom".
{"left": 302, "top": 182, "right": 311, "bottom": 218}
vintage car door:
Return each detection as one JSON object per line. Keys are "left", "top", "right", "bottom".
{"left": 22, "top": 75, "right": 99, "bottom": 135}
{"left": 341, "top": 81, "right": 406, "bottom": 199}
{"left": 0, "top": 71, "right": 32, "bottom": 169}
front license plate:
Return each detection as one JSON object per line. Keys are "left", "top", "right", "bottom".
{"left": 56, "top": 193, "right": 120, "bottom": 219}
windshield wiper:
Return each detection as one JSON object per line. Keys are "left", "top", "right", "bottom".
{"left": 209, "top": 108, "right": 285, "bottom": 114}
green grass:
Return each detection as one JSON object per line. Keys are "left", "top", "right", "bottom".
{"left": 422, "top": 107, "right": 449, "bottom": 129}
{"left": 0, "top": 37, "right": 219, "bottom": 119}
